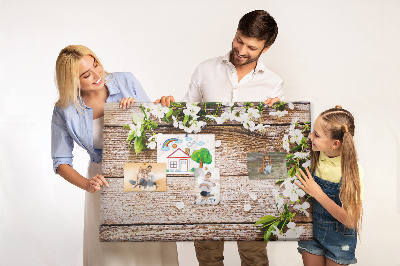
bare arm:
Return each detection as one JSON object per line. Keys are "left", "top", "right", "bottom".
{"left": 57, "top": 164, "right": 109, "bottom": 193}
{"left": 295, "top": 168, "right": 355, "bottom": 228}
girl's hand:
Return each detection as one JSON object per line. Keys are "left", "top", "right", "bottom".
{"left": 263, "top": 97, "right": 280, "bottom": 107}
{"left": 295, "top": 168, "right": 324, "bottom": 198}
{"left": 86, "top": 174, "right": 110, "bottom": 193}
{"left": 120, "top": 97, "right": 137, "bottom": 109}
{"left": 155, "top": 96, "right": 175, "bottom": 107}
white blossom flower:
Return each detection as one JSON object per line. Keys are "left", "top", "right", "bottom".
{"left": 222, "top": 102, "right": 235, "bottom": 107}
{"left": 289, "top": 129, "right": 304, "bottom": 145}
{"left": 269, "top": 110, "right": 288, "bottom": 118}
{"left": 252, "top": 123, "right": 267, "bottom": 132}
{"left": 128, "top": 121, "right": 142, "bottom": 137}
{"left": 271, "top": 225, "right": 283, "bottom": 237}
{"left": 235, "top": 111, "right": 250, "bottom": 123}
{"left": 147, "top": 141, "right": 157, "bottom": 149}
{"left": 293, "top": 201, "right": 310, "bottom": 217}
{"left": 206, "top": 111, "right": 235, "bottom": 124}
{"left": 282, "top": 179, "right": 305, "bottom": 201}
{"left": 302, "top": 160, "right": 311, "bottom": 168}
{"left": 293, "top": 152, "right": 310, "bottom": 160}
{"left": 171, "top": 115, "right": 179, "bottom": 128}
{"left": 150, "top": 104, "right": 169, "bottom": 121}
{"left": 288, "top": 102, "right": 294, "bottom": 110}
{"left": 281, "top": 222, "right": 305, "bottom": 239}
{"left": 282, "top": 134, "right": 290, "bottom": 152}
{"left": 146, "top": 133, "right": 161, "bottom": 149}
{"left": 247, "top": 108, "right": 260, "bottom": 120}
{"left": 272, "top": 189, "right": 284, "bottom": 210}
{"left": 243, "top": 120, "right": 256, "bottom": 131}
{"left": 183, "top": 103, "right": 201, "bottom": 120}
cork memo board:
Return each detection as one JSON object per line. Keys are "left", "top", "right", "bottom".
{"left": 100, "top": 102, "right": 313, "bottom": 242}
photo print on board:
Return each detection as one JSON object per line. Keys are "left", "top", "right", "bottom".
{"left": 193, "top": 167, "right": 220, "bottom": 205}
{"left": 124, "top": 163, "right": 167, "bottom": 192}
{"left": 157, "top": 134, "right": 215, "bottom": 173}
{"left": 247, "top": 152, "right": 287, "bottom": 180}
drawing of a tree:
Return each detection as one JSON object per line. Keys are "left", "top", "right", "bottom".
{"left": 191, "top": 148, "right": 212, "bottom": 168}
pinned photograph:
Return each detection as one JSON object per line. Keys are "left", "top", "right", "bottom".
{"left": 247, "top": 152, "right": 287, "bottom": 180}
{"left": 124, "top": 163, "right": 167, "bottom": 192}
{"left": 193, "top": 168, "right": 220, "bottom": 205}
{"left": 157, "top": 134, "right": 216, "bottom": 173}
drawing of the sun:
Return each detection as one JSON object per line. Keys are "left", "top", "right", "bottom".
{"left": 172, "top": 144, "right": 177, "bottom": 148}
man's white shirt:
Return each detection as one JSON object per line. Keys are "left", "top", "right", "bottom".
{"left": 182, "top": 52, "right": 284, "bottom": 102}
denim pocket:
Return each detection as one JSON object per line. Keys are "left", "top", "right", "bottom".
{"left": 337, "top": 223, "right": 356, "bottom": 237}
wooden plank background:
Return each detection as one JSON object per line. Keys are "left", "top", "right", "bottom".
{"left": 100, "top": 102, "right": 312, "bottom": 241}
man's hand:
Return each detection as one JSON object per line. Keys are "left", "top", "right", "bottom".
{"left": 264, "top": 97, "right": 280, "bottom": 107}
{"left": 155, "top": 96, "right": 175, "bottom": 107}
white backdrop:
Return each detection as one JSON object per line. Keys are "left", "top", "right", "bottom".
{"left": 1, "top": 0, "right": 399, "bottom": 265}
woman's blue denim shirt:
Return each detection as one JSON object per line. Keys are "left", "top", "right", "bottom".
{"left": 51, "top": 72, "right": 150, "bottom": 173}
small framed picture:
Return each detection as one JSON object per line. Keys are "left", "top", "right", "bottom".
{"left": 124, "top": 163, "right": 167, "bottom": 192}
{"left": 193, "top": 168, "right": 220, "bottom": 205}
{"left": 247, "top": 152, "right": 287, "bottom": 180}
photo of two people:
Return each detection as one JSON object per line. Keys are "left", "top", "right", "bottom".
{"left": 124, "top": 163, "right": 167, "bottom": 192}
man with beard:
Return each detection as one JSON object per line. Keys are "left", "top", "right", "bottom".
{"left": 158, "top": 10, "right": 284, "bottom": 108}
{"left": 157, "top": 10, "right": 283, "bottom": 266}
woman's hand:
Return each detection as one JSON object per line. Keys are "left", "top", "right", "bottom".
{"left": 120, "top": 97, "right": 137, "bottom": 109}
{"left": 264, "top": 97, "right": 280, "bottom": 107}
{"left": 295, "top": 168, "right": 324, "bottom": 198}
{"left": 154, "top": 96, "right": 175, "bottom": 107}
{"left": 86, "top": 174, "right": 110, "bottom": 193}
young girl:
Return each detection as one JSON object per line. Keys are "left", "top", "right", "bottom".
{"left": 51, "top": 45, "right": 178, "bottom": 266}
{"left": 295, "top": 106, "right": 363, "bottom": 266}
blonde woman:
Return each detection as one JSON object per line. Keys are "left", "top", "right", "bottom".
{"left": 51, "top": 45, "right": 178, "bottom": 266}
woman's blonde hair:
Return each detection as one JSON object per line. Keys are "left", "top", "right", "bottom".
{"left": 311, "top": 105, "right": 362, "bottom": 232}
{"left": 55, "top": 45, "right": 105, "bottom": 110}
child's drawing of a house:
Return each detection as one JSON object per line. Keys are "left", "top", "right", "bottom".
{"left": 167, "top": 148, "right": 191, "bottom": 172}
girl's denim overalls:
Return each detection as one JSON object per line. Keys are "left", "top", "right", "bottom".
{"left": 298, "top": 174, "right": 357, "bottom": 265}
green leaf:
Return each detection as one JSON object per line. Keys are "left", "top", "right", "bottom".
{"left": 291, "top": 145, "right": 302, "bottom": 152}
{"left": 123, "top": 124, "right": 131, "bottom": 130}
{"left": 134, "top": 136, "right": 146, "bottom": 155}
{"left": 286, "top": 159, "right": 295, "bottom": 167}
{"left": 165, "top": 108, "right": 174, "bottom": 117}
{"left": 264, "top": 220, "right": 280, "bottom": 241}
{"left": 255, "top": 215, "right": 276, "bottom": 226}
{"left": 275, "top": 179, "right": 285, "bottom": 185}
{"left": 287, "top": 166, "right": 296, "bottom": 177}
{"left": 183, "top": 115, "right": 190, "bottom": 125}
{"left": 277, "top": 218, "right": 289, "bottom": 231}
{"left": 286, "top": 154, "right": 295, "bottom": 160}
{"left": 162, "top": 117, "right": 170, "bottom": 123}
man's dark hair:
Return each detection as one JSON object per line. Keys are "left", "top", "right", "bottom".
{"left": 238, "top": 10, "right": 278, "bottom": 48}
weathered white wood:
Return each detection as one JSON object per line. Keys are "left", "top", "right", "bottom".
{"left": 100, "top": 177, "right": 312, "bottom": 225}
{"left": 99, "top": 223, "right": 313, "bottom": 242}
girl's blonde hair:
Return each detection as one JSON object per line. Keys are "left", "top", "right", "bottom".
{"left": 311, "top": 105, "right": 362, "bottom": 232}
{"left": 55, "top": 45, "right": 105, "bottom": 110}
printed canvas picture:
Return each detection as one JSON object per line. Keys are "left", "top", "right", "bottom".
{"left": 193, "top": 168, "right": 220, "bottom": 205}
{"left": 247, "top": 152, "right": 287, "bottom": 180}
{"left": 157, "top": 134, "right": 215, "bottom": 173}
{"left": 124, "top": 163, "right": 167, "bottom": 192}
{"left": 101, "top": 102, "right": 312, "bottom": 242}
